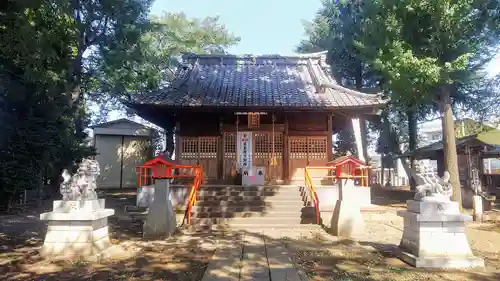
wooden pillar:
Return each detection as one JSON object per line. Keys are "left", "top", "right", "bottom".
{"left": 174, "top": 120, "right": 181, "bottom": 162}
{"left": 437, "top": 151, "right": 445, "bottom": 177}
{"left": 219, "top": 117, "right": 225, "bottom": 182}
{"left": 327, "top": 114, "right": 333, "bottom": 162}
{"left": 283, "top": 114, "right": 290, "bottom": 184}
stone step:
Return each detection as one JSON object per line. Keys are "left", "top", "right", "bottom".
{"left": 195, "top": 185, "right": 304, "bottom": 192}
{"left": 195, "top": 195, "right": 305, "bottom": 203}
{"left": 197, "top": 189, "right": 304, "bottom": 197}
{"left": 193, "top": 210, "right": 316, "bottom": 219}
{"left": 192, "top": 216, "right": 307, "bottom": 225}
{"left": 192, "top": 204, "right": 306, "bottom": 213}
{"left": 197, "top": 192, "right": 304, "bottom": 200}
{"left": 184, "top": 223, "right": 322, "bottom": 233}
{"left": 189, "top": 223, "right": 321, "bottom": 231}
{"left": 195, "top": 197, "right": 307, "bottom": 205}
{"left": 194, "top": 200, "right": 305, "bottom": 209}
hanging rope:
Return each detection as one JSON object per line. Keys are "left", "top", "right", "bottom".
{"left": 270, "top": 113, "right": 278, "bottom": 166}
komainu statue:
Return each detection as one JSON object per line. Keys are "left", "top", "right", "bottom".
{"left": 60, "top": 159, "right": 100, "bottom": 201}
{"left": 414, "top": 168, "right": 453, "bottom": 202}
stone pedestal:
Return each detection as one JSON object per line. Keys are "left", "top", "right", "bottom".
{"left": 39, "top": 199, "right": 115, "bottom": 261}
{"left": 397, "top": 200, "right": 484, "bottom": 268}
{"left": 316, "top": 185, "right": 371, "bottom": 210}
{"left": 472, "top": 195, "right": 483, "bottom": 222}
{"left": 143, "top": 179, "right": 177, "bottom": 238}
{"left": 328, "top": 179, "right": 364, "bottom": 237}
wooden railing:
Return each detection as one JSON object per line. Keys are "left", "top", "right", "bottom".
{"left": 186, "top": 167, "right": 203, "bottom": 225}
{"left": 304, "top": 167, "right": 321, "bottom": 224}
{"left": 304, "top": 165, "right": 371, "bottom": 225}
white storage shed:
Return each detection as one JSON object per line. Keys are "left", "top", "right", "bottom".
{"left": 92, "top": 118, "right": 154, "bottom": 188}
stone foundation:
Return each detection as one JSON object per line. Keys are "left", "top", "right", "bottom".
{"left": 397, "top": 200, "right": 484, "bottom": 269}
{"left": 40, "top": 199, "right": 115, "bottom": 261}
{"left": 143, "top": 179, "right": 177, "bottom": 238}
{"left": 316, "top": 185, "right": 371, "bottom": 210}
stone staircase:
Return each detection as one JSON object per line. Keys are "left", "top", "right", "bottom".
{"left": 189, "top": 185, "right": 318, "bottom": 230}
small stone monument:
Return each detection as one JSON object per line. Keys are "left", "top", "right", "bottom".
{"left": 397, "top": 169, "right": 484, "bottom": 268}
{"left": 40, "top": 159, "right": 115, "bottom": 261}
{"left": 329, "top": 178, "right": 365, "bottom": 237}
{"left": 142, "top": 178, "right": 177, "bottom": 238}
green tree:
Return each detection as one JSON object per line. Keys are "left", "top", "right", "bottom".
{"left": 90, "top": 12, "right": 240, "bottom": 154}
{"left": 0, "top": 0, "right": 94, "bottom": 209}
{"left": 90, "top": 11, "right": 240, "bottom": 119}
{"left": 297, "top": 1, "right": 377, "bottom": 161}
{"left": 358, "top": 0, "right": 500, "bottom": 204}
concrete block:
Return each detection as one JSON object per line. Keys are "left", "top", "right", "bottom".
{"left": 328, "top": 200, "right": 364, "bottom": 237}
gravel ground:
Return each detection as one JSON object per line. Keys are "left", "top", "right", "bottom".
{"left": 2, "top": 190, "right": 500, "bottom": 281}
{"left": 0, "top": 192, "right": 215, "bottom": 281}
{"left": 285, "top": 211, "right": 500, "bottom": 281}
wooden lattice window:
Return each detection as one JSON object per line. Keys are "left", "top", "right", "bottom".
{"left": 290, "top": 137, "right": 308, "bottom": 159}
{"left": 199, "top": 137, "right": 218, "bottom": 159}
{"left": 181, "top": 137, "right": 218, "bottom": 159}
{"left": 224, "top": 133, "right": 236, "bottom": 159}
{"left": 308, "top": 137, "right": 327, "bottom": 159}
{"left": 181, "top": 137, "right": 198, "bottom": 159}
{"left": 254, "top": 133, "right": 283, "bottom": 159}
{"left": 247, "top": 112, "right": 261, "bottom": 128}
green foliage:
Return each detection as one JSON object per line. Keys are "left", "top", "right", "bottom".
{"left": 0, "top": 0, "right": 157, "bottom": 209}
{"left": 89, "top": 12, "right": 240, "bottom": 120}
{"left": 454, "top": 118, "right": 498, "bottom": 138}
{"left": 297, "top": 1, "right": 377, "bottom": 157}
{"left": 0, "top": 0, "right": 93, "bottom": 208}
{"left": 358, "top": 0, "right": 500, "bottom": 202}
{"left": 357, "top": 0, "right": 500, "bottom": 108}
{"left": 0, "top": 1, "right": 239, "bottom": 208}
{"left": 297, "top": 0, "right": 377, "bottom": 88}
{"left": 333, "top": 126, "right": 358, "bottom": 159}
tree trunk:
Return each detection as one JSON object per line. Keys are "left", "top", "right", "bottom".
{"left": 380, "top": 156, "right": 385, "bottom": 186}
{"left": 408, "top": 110, "right": 417, "bottom": 191}
{"left": 360, "top": 119, "right": 369, "bottom": 164}
{"left": 440, "top": 87, "right": 462, "bottom": 208}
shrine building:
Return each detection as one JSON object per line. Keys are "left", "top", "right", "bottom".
{"left": 124, "top": 51, "right": 386, "bottom": 185}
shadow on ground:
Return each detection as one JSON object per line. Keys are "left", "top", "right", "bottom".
{"left": 286, "top": 235, "right": 500, "bottom": 281}
{"left": 1, "top": 191, "right": 499, "bottom": 281}
{"left": 370, "top": 186, "right": 414, "bottom": 208}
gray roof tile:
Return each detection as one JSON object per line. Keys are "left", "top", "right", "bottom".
{"left": 131, "top": 52, "right": 386, "bottom": 109}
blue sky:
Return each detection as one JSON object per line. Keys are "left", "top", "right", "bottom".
{"left": 151, "top": 0, "right": 500, "bottom": 74}
{"left": 109, "top": 0, "right": 499, "bottom": 125}
{"left": 151, "top": 0, "right": 322, "bottom": 55}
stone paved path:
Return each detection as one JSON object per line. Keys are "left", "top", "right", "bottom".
{"left": 201, "top": 229, "right": 309, "bottom": 281}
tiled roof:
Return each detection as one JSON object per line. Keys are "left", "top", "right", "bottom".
{"left": 130, "top": 51, "right": 386, "bottom": 109}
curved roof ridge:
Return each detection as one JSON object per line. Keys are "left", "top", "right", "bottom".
{"left": 180, "top": 51, "right": 329, "bottom": 62}
{"left": 327, "top": 83, "right": 383, "bottom": 99}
